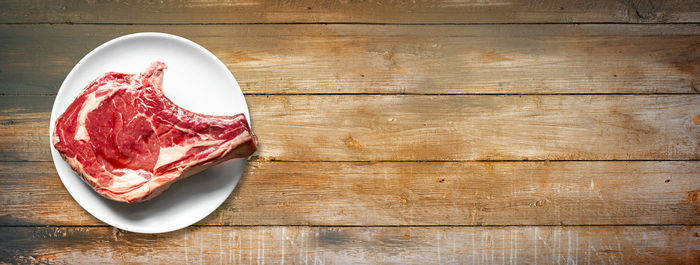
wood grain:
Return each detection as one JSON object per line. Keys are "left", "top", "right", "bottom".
{"left": 1, "top": 24, "right": 699, "bottom": 95}
{"left": 1, "top": 226, "right": 698, "bottom": 264}
{"left": 1, "top": 0, "right": 698, "bottom": 24}
{"left": 3, "top": 95, "right": 699, "bottom": 162}
{"left": 2, "top": 161, "right": 698, "bottom": 226}
{"left": 1, "top": 1, "right": 698, "bottom": 263}
{"left": 0, "top": 96, "right": 53, "bottom": 162}
{"left": 250, "top": 95, "right": 700, "bottom": 161}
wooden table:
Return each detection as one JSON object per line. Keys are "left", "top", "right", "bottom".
{"left": 1, "top": 1, "right": 699, "bottom": 264}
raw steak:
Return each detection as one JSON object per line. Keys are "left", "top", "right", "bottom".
{"left": 53, "top": 61, "right": 258, "bottom": 203}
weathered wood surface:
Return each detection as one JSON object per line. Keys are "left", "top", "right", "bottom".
{"left": 2, "top": 2, "right": 699, "bottom": 264}
{"left": 1, "top": 24, "right": 699, "bottom": 95}
{"left": 1, "top": 161, "right": 699, "bottom": 226}
{"left": 2, "top": 95, "right": 699, "bottom": 162}
{"left": 251, "top": 95, "right": 700, "bottom": 161}
{"left": 1, "top": 226, "right": 698, "bottom": 264}
{"left": 1, "top": 0, "right": 699, "bottom": 24}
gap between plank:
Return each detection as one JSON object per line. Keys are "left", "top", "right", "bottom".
{"left": 246, "top": 159, "right": 700, "bottom": 163}
{"left": 1, "top": 93, "right": 699, "bottom": 97}
{"left": 244, "top": 93, "right": 700, "bottom": 96}
{"left": 4, "top": 159, "right": 700, "bottom": 163}
{"left": 0, "top": 224, "right": 697, "bottom": 228}
{"left": 1, "top": 22, "right": 699, "bottom": 26}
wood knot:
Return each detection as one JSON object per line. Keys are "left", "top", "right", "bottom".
{"left": 36, "top": 254, "right": 56, "bottom": 260}
{"left": 687, "top": 189, "right": 700, "bottom": 203}
{"left": 383, "top": 51, "right": 394, "bottom": 60}
{"left": 344, "top": 136, "right": 362, "bottom": 150}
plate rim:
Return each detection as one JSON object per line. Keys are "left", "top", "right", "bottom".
{"left": 49, "top": 32, "right": 249, "bottom": 233}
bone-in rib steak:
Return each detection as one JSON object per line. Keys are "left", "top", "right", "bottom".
{"left": 53, "top": 61, "right": 258, "bottom": 203}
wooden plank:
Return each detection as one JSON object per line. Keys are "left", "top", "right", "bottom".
{"left": 1, "top": 226, "right": 698, "bottom": 264}
{"left": 2, "top": 95, "right": 699, "bottom": 162}
{"left": 0, "top": 96, "right": 53, "bottom": 162}
{"left": 1, "top": 24, "right": 699, "bottom": 95}
{"left": 250, "top": 95, "right": 700, "bottom": 161}
{"left": 2, "top": 161, "right": 698, "bottom": 226}
{"left": 1, "top": 0, "right": 698, "bottom": 23}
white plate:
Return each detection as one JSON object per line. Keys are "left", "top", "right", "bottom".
{"left": 49, "top": 32, "right": 251, "bottom": 234}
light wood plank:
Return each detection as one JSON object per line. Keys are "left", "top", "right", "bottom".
{"left": 1, "top": 24, "right": 698, "bottom": 95}
{"left": 1, "top": 161, "right": 698, "bottom": 226}
{"left": 2, "top": 95, "right": 699, "bottom": 162}
{"left": 250, "top": 95, "right": 700, "bottom": 161}
{"left": 1, "top": 0, "right": 698, "bottom": 24}
{"left": 1, "top": 226, "right": 698, "bottom": 264}
{"left": 0, "top": 96, "right": 53, "bottom": 162}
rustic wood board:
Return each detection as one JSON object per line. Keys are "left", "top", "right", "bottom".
{"left": 3, "top": 95, "right": 699, "bottom": 162}
{"left": 1, "top": 0, "right": 698, "bottom": 23}
{"left": 2, "top": 1, "right": 699, "bottom": 263}
{"left": 1, "top": 226, "right": 698, "bottom": 264}
{"left": 1, "top": 24, "right": 699, "bottom": 95}
{"left": 1, "top": 161, "right": 698, "bottom": 226}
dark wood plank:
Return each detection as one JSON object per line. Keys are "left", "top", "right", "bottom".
{"left": 2, "top": 161, "right": 698, "bottom": 226}
{"left": 0, "top": 96, "right": 50, "bottom": 162}
{"left": 1, "top": 226, "right": 698, "bottom": 264}
{"left": 1, "top": 0, "right": 698, "bottom": 23}
{"left": 2, "top": 95, "right": 699, "bottom": 162}
{"left": 1, "top": 24, "right": 699, "bottom": 95}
